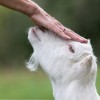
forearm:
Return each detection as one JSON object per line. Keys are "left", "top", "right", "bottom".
{"left": 0, "top": 0, "right": 39, "bottom": 16}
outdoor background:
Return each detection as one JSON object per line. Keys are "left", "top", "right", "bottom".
{"left": 0, "top": 0, "right": 100, "bottom": 99}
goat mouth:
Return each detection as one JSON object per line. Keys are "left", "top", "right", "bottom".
{"left": 38, "top": 26, "right": 46, "bottom": 32}
{"left": 31, "top": 27, "right": 40, "bottom": 40}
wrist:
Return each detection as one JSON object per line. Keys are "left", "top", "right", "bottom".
{"left": 25, "top": 1, "right": 39, "bottom": 17}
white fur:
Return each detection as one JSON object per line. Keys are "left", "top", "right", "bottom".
{"left": 27, "top": 26, "right": 100, "bottom": 100}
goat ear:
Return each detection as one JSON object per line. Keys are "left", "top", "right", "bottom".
{"left": 26, "top": 53, "right": 39, "bottom": 71}
{"left": 81, "top": 55, "right": 92, "bottom": 68}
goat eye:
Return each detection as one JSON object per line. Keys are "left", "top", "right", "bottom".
{"left": 68, "top": 44, "right": 75, "bottom": 53}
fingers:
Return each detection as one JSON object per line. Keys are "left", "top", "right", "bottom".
{"left": 51, "top": 17, "right": 88, "bottom": 43}
{"left": 31, "top": 7, "right": 87, "bottom": 43}
{"left": 47, "top": 17, "right": 71, "bottom": 40}
{"left": 45, "top": 17, "right": 87, "bottom": 42}
{"left": 64, "top": 28, "right": 88, "bottom": 43}
{"left": 56, "top": 31, "right": 71, "bottom": 40}
{"left": 46, "top": 21, "right": 71, "bottom": 40}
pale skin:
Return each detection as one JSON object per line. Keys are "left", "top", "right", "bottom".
{"left": 0, "top": 0, "right": 87, "bottom": 43}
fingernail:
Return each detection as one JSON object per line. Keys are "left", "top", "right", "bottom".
{"left": 81, "top": 40, "right": 88, "bottom": 43}
{"left": 61, "top": 33, "right": 71, "bottom": 40}
{"left": 66, "top": 36, "right": 71, "bottom": 40}
{"left": 67, "top": 37, "right": 71, "bottom": 39}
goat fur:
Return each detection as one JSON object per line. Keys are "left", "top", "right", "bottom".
{"left": 26, "top": 26, "right": 100, "bottom": 100}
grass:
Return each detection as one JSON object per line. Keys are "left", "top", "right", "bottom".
{"left": 0, "top": 66, "right": 100, "bottom": 99}
{"left": 96, "top": 68, "right": 100, "bottom": 94}
{"left": 0, "top": 68, "right": 53, "bottom": 99}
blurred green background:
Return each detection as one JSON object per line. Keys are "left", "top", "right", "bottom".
{"left": 0, "top": 0, "right": 100, "bottom": 99}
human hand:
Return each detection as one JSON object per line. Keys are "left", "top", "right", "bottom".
{"left": 0, "top": 0, "right": 87, "bottom": 43}
{"left": 29, "top": 6, "right": 87, "bottom": 43}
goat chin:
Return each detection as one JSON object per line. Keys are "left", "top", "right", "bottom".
{"left": 26, "top": 26, "right": 100, "bottom": 100}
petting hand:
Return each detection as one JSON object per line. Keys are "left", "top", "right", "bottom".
{"left": 0, "top": 0, "right": 88, "bottom": 43}
{"left": 30, "top": 6, "right": 88, "bottom": 43}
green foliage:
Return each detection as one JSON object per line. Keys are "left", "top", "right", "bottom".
{"left": 0, "top": 6, "right": 33, "bottom": 65}
{"left": 0, "top": 69, "right": 53, "bottom": 99}
{"left": 96, "top": 68, "right": 100, "bottom": 94}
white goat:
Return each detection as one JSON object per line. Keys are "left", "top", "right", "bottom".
{"left": 27, "top": 26, "right": 100, "bottom": 100}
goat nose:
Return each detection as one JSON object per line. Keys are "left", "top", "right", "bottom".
{"left": 28, "top": 27, "right": 40, "bottom": 42}
{"left": 32, "top": 28, "right": 36, "bottom": 33}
